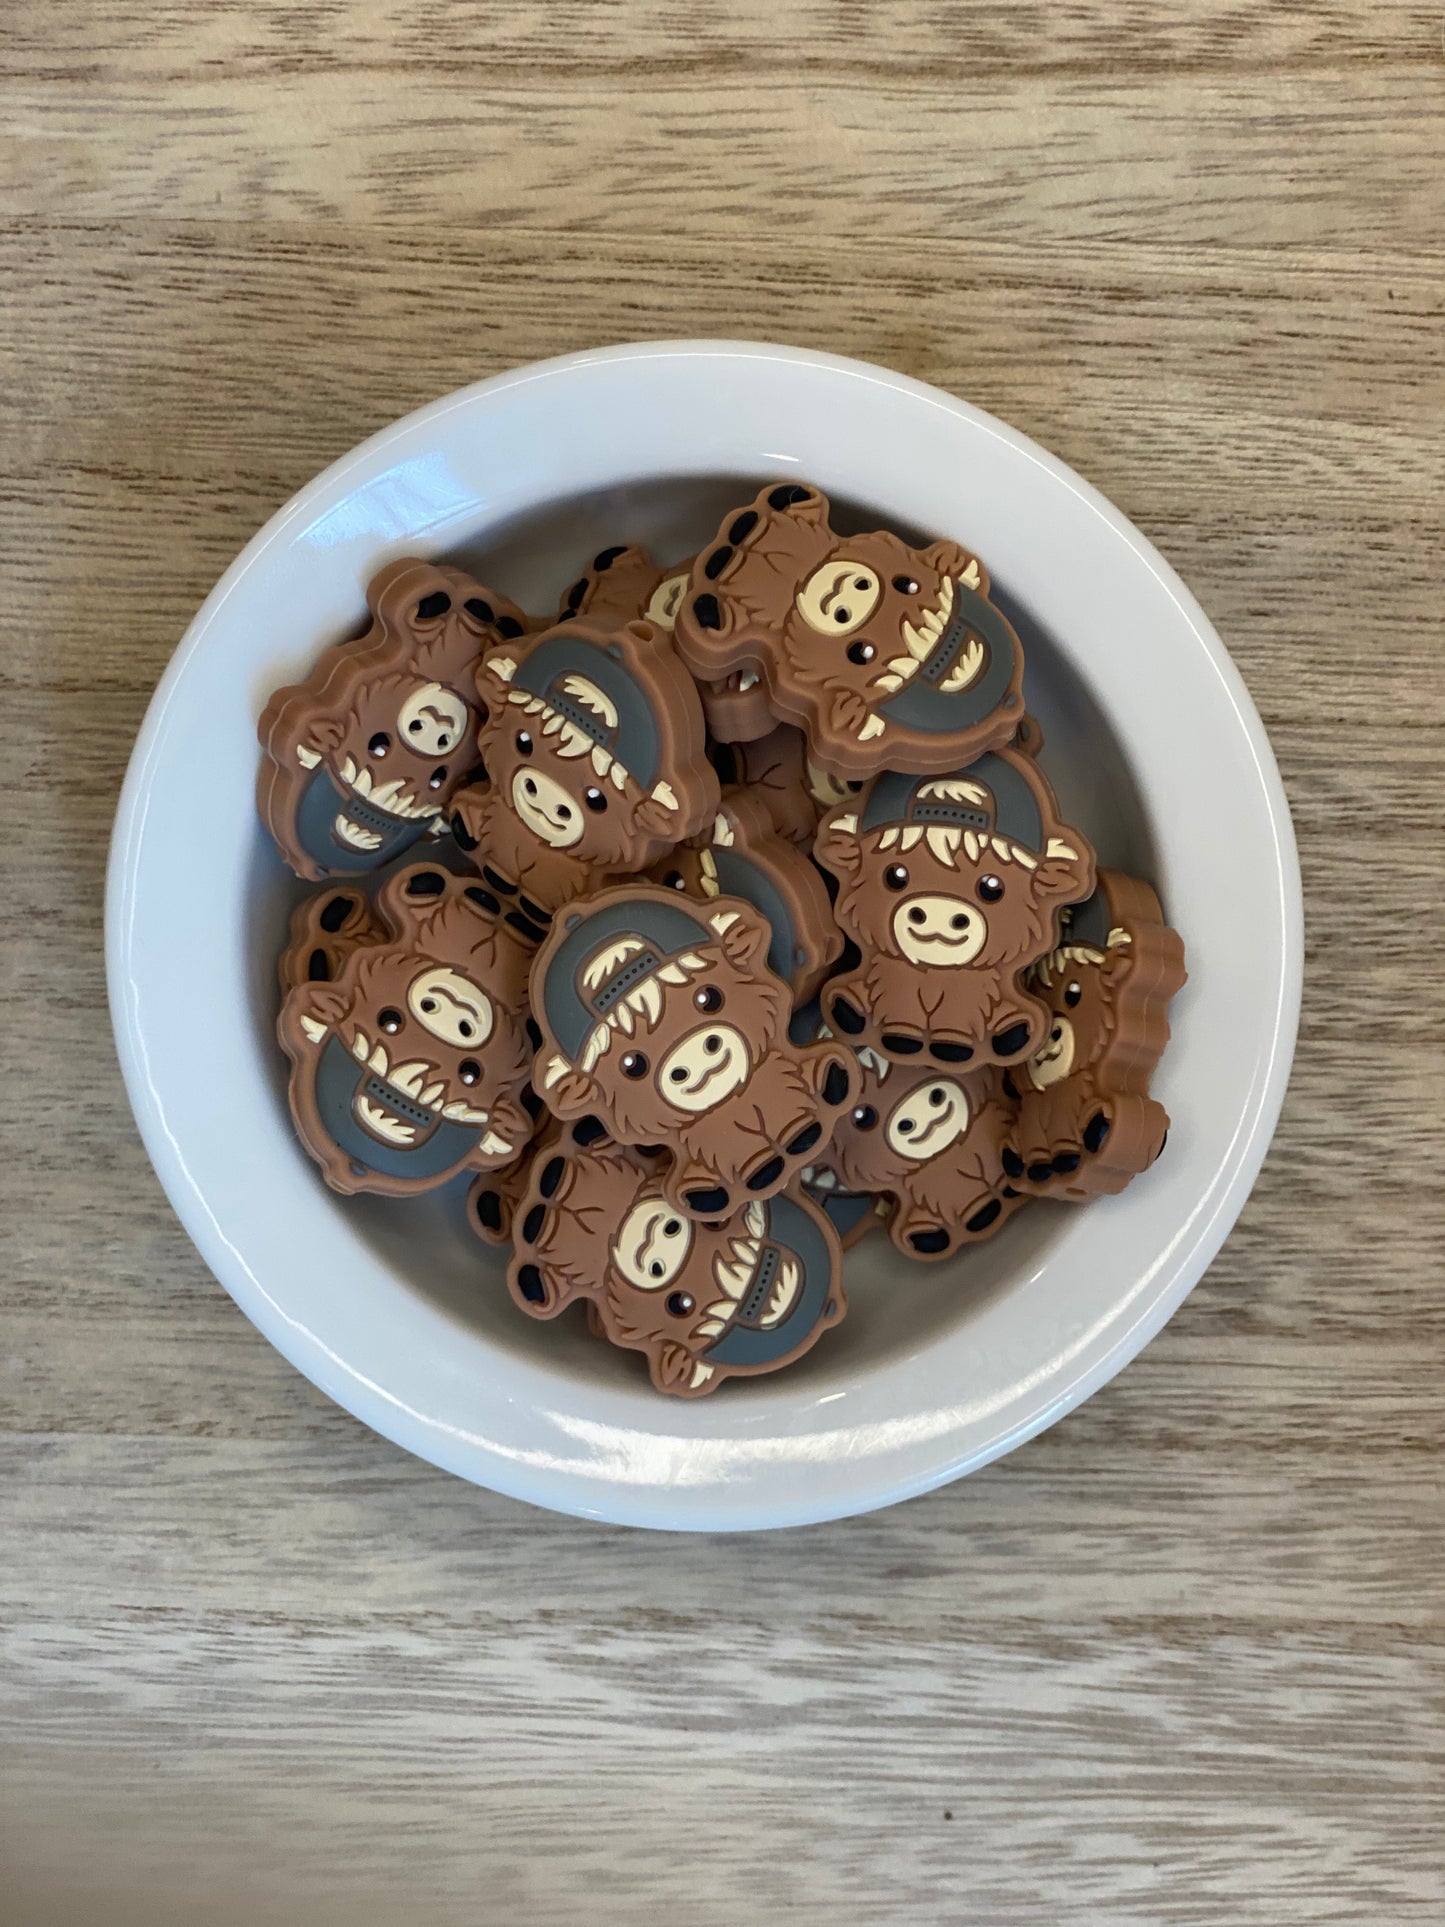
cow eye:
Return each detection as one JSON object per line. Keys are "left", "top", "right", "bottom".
{"left": 621, "top": 1051, "right": 649, "bottom": 1079}
{"left": 1064, "top": 981, "right": 1082, "bottom": 1008}
{"left": 884, "top": 864, "right": 909, "bottom": 891}
{"left": 978, "top": 875, "right": 1004, "bottom": 902}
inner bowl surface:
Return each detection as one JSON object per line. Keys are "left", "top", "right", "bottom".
{"left": 108, "top": 342, "right": 1301, "bottom": 1529}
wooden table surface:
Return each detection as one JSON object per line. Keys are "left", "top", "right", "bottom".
{"left": 4, "top": 4, "right": 1443, "bottom": 1921}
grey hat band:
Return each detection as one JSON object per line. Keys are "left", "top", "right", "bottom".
{"left": 910, "top": 801, "right": 992, "bottom": 830}
{"left": 546, "top": 686, "right": 620, "bottom": 753}
{"left": 738, "top": 1245, "right": 779, "bottom": 1323}
{"left": 589, "top": 947, "right": 663, "bottom": 1016}
{"left": 360, "top": 1072, "right": 438, "bottom": 1131}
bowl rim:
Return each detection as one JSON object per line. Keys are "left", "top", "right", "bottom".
{"left": 106, "top": 339, "right": 1303, "bottom": 1530}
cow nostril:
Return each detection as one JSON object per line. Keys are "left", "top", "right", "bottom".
{"left": 670, "top": 1066, "right": 688, "bottom": 1083}
{"left": 523, "top": 778, "right": 537, "bottom": 797}
{"left": 557, "top": 803, "right": 571, "bottom": 820}
{"left": 949, "top": 914, "right": 969, "bottom": 930}
{"left": 704, "top": 1034, "right": 722, "bottom": 1053}
{"left": 907, "top": 907, "right": 926, "bottom": 924}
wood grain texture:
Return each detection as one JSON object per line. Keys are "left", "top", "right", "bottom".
{"left": 2, "top": 2, "right": 1443, "bottom": 1922}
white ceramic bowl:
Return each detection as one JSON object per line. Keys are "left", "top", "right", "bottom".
{"left": 107, "top": 342, "right": 1301, "bottom": 1530}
